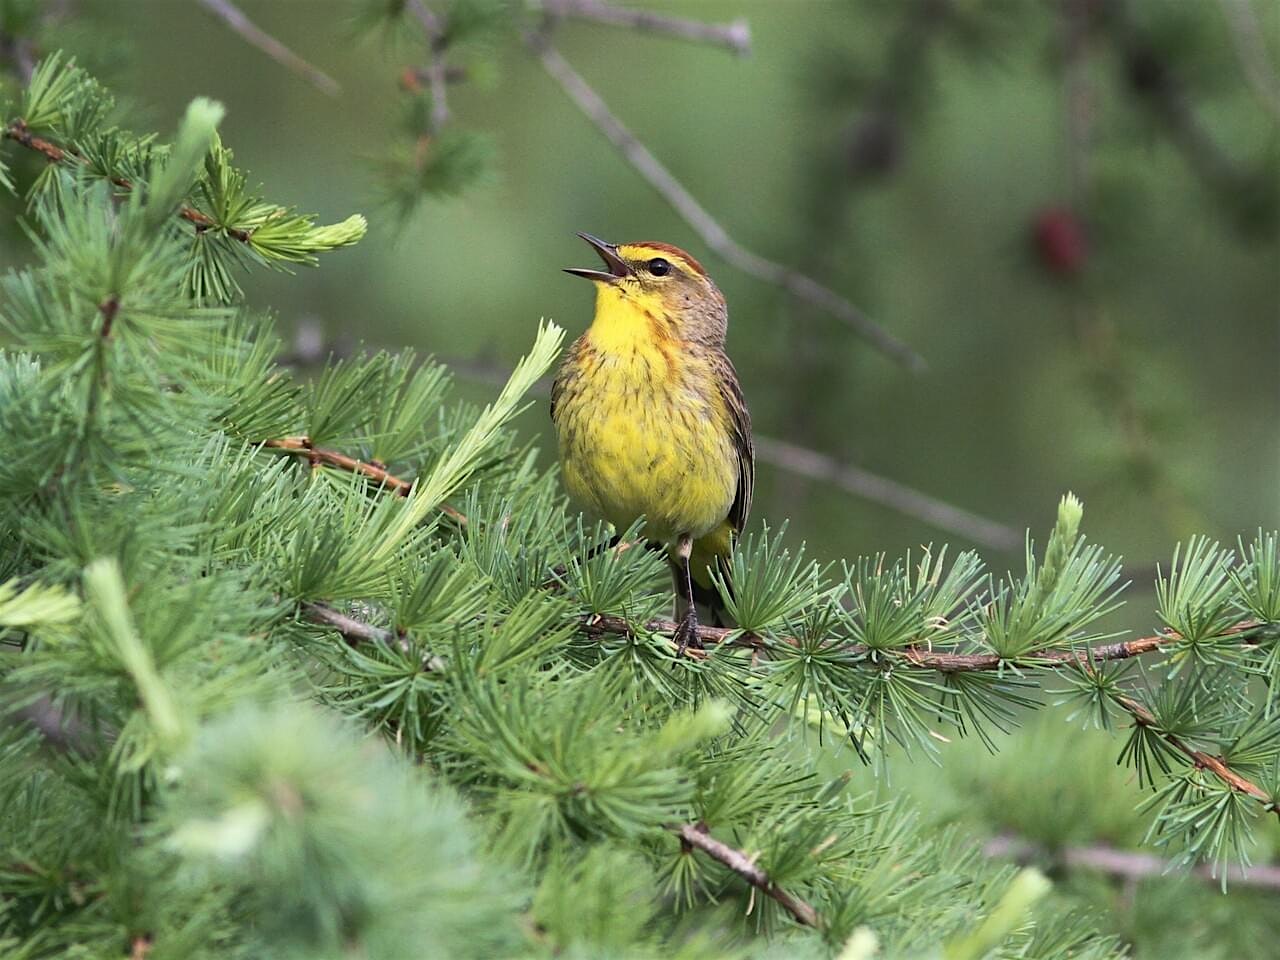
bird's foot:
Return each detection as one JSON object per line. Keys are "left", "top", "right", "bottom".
{"left": 673, "top": 608, "right": 703, "bottom": 660}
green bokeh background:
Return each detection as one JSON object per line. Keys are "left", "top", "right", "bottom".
{"left": 8, "top": 1, "right": 1275, "bottom": 602}
{"left": 3, "top": 2, "right": 1279, "bottom": 952}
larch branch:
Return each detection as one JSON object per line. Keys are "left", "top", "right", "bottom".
{"left": 2, "top": 121, "right": 254, "bottom": 243}
{"left": 545, "top": 0, "right": 751, "bottom": 56}
{"left": 197, "top": 0, "right": 340, "bottom": 96}
{"left": 529, "top": 39, "right": 925, "bottom": 371}
{"left": 583, "top": 614, "right": 1261, "bottom": 673}
{"left": 300, "top": 601, "right": 1273, "bottom": 810}
{"left": 1112, "top": 692, "right": 1278, "bottom": 815}
{"left": 676, "top": 822, "right": 819, "bottom": 927}
{"left": 261, "top": 436, "right": 467, "bottom": 525}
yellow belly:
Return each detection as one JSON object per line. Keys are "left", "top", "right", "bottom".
{"left": 555, "top": 344, "right": 736, "bottom": 544}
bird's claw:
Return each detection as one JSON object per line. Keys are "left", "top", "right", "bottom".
{"left": 673, "top": 609, "right": 703, "bottom": 660}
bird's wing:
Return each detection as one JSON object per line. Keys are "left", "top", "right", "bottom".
{"left": 549, "top": 366, "right": 564, "bottom": 423}
{"left": 550, "top": 335, "right": 588, "bottom": 423}
{"left": 713, "top": 352, "right": 754, "bottom": 532}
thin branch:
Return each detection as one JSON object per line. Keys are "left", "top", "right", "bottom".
{"left": 984, "top": 833, "right": 1280, "bottom": 890}
{"left": 197, "top": 0, "right": 341, "bottom": 96}
{"left": 300, "top": 600, "right": 1273, "bottom": 809}
{"left": 408, "top": 0, "right": 451, "bottom": 132}
{"left": 675, "top": 822, "right": 819, "bottom": 927}
{"left": 528, "top": 38, "right": 925, "bottom": 372}
{"left": 444, "top": 354, "right": 1010, "bottom": 546}
{"left": 1112, "top": 692, "right": 1278, "bottom": 814}
{"left": 545, "top": 0, "right": 751, "bottom": 56}
{"left": 261, "top": 436, "right": 467, "bottom": 525}
{"left": 1217, "top": 0, "right": 1280, "bottom": 124}
{"left": 301, "top": 601, "right": 444, "bottom": 668}
{"left": 755, "top": 437, "right": 1021, "bottom": 552}
{"left": 307, "top": 590, "right": 1257, "bottom": 677}
{"left": 581, "top": 613, "right": 1260, "bottom": 673}
{"left": 2, "top": 121, "right": 254, "bottom": 243}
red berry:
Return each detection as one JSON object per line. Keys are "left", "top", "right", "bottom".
{"left": 1032, "top": 206, "right": 1088, "bottom": 276}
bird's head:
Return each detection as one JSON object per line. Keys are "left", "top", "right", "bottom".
{"left": 565, "top": 233, "right": 727, "bottom": 345}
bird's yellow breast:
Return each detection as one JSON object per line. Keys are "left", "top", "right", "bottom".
{"left": 553, "top": 292, "right": 737, "bottom": 543}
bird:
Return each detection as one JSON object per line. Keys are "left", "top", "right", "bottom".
{"left": 551, "top": 233, "right": 754, "bottom": 655}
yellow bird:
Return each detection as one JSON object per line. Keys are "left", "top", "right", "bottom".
{"left": 552, "top": 233, "right": 754, "bottom": 653}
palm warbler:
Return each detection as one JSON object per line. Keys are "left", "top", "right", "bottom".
{"left": 552, "top": 233, "right": 754, "bottom": 653}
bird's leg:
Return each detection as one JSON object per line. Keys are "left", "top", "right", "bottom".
{"left": 673, "top": 535, "right": 702, "bottom": 658}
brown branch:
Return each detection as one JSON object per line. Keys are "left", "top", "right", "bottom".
{"left": 585, "top": 614, "right": 1262, "bottom": 672}
{"left": 984, "top": 833, "right": 1280, "bottom": 890}
{"left": 546, "top": 0, "right": 751, "bottom": 56}
{"left": 676, "top": 822, "right": 819, "bottom": 927}
{"left": 309, "top": 592, "right": 1259, "bottom": 675}
{"left": 528, "top": 39, "right": 925, "bottom": 372}
{"left": 301, "top": 605, "right": 1273, "bottom": 811}
{"left": 197, "top": 0, "right": 341, "bottom": 96}
{"left": 2, "top": 121, "right": 254, "bottom": 244}
{"left": 1113, "top": 692, "right": 1278, "bottom": 814}
{"left": 301, "top": 600, "right": 444, "bottom": 669}
{"left": 261, "top": 436, "right": 467, "bottom": 525}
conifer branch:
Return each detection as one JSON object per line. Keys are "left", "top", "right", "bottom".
{"left": 2, "top": 120, "right": 255, "bottom": 243}
{"left": 984, "top": 834, "right": 1280, "bottom": 890}
{"left": 1111, "top": 692, "right": 1279, "bottom": 814}
{"left": 676, "top": 822, "right": 819, "bottom": 927}
{"left": 543, "top": 0, "right": 751, "bottom": 56}
{"left": 527, "top": 37, "right": 926, "bottom": 371}
{"left": 197, "top": 0, "right": 341, "bottom": 96}
{"left": 583, "top": 614, "right": 1262, "bottom": 672}
{"left": 261, "top": 436, "right": 467, "bottom": 525}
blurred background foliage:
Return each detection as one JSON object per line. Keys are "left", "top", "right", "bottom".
{"left": 1, "top": 0, "right": 1277, "bottom": 955}
{"left": 0, "top": 0, "right": 1275, "bottom": 582}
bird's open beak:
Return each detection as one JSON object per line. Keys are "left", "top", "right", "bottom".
{"left": 564, "top": 233, "right": 631, "bottom": 282}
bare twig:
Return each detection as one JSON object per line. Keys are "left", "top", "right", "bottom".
{"left": 197, "top": 0, "right": 341, "bottom": 96}
{"left": 407, "top": 0, "right": 451, "bottom": 132}
{"left": 529, "top": 39, "right": 925, "bottom": 371}
{"left": 1216, "top": 0, "right": 1280, "bottom": 124}
{"left": 261, "top": 436, "right": 467, "bottom": 525}
{"left": 676, "top": 822, "right": 819, "bottom": 926}
{"left": 545, "top": 0, "right": 750, "bottom": 56}
{"left": 755, "top": 437, "right": 1021, "bottom": 552}
{"left": 301, "top": 601, "right": 443, "bottom": 667}
{"left": 444, "top": 354, "right": 1011, "bottom": 546}
{"left": 984, "top": 834, "right": 1280, "bottom": 890}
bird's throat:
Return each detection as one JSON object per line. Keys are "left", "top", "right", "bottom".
{"left": 587, "top": 282, "right": 674, "bottom": 358}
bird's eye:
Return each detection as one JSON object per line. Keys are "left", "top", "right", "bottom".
{"left": 647, "top": 258, "right": 671, "bottom": 277}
